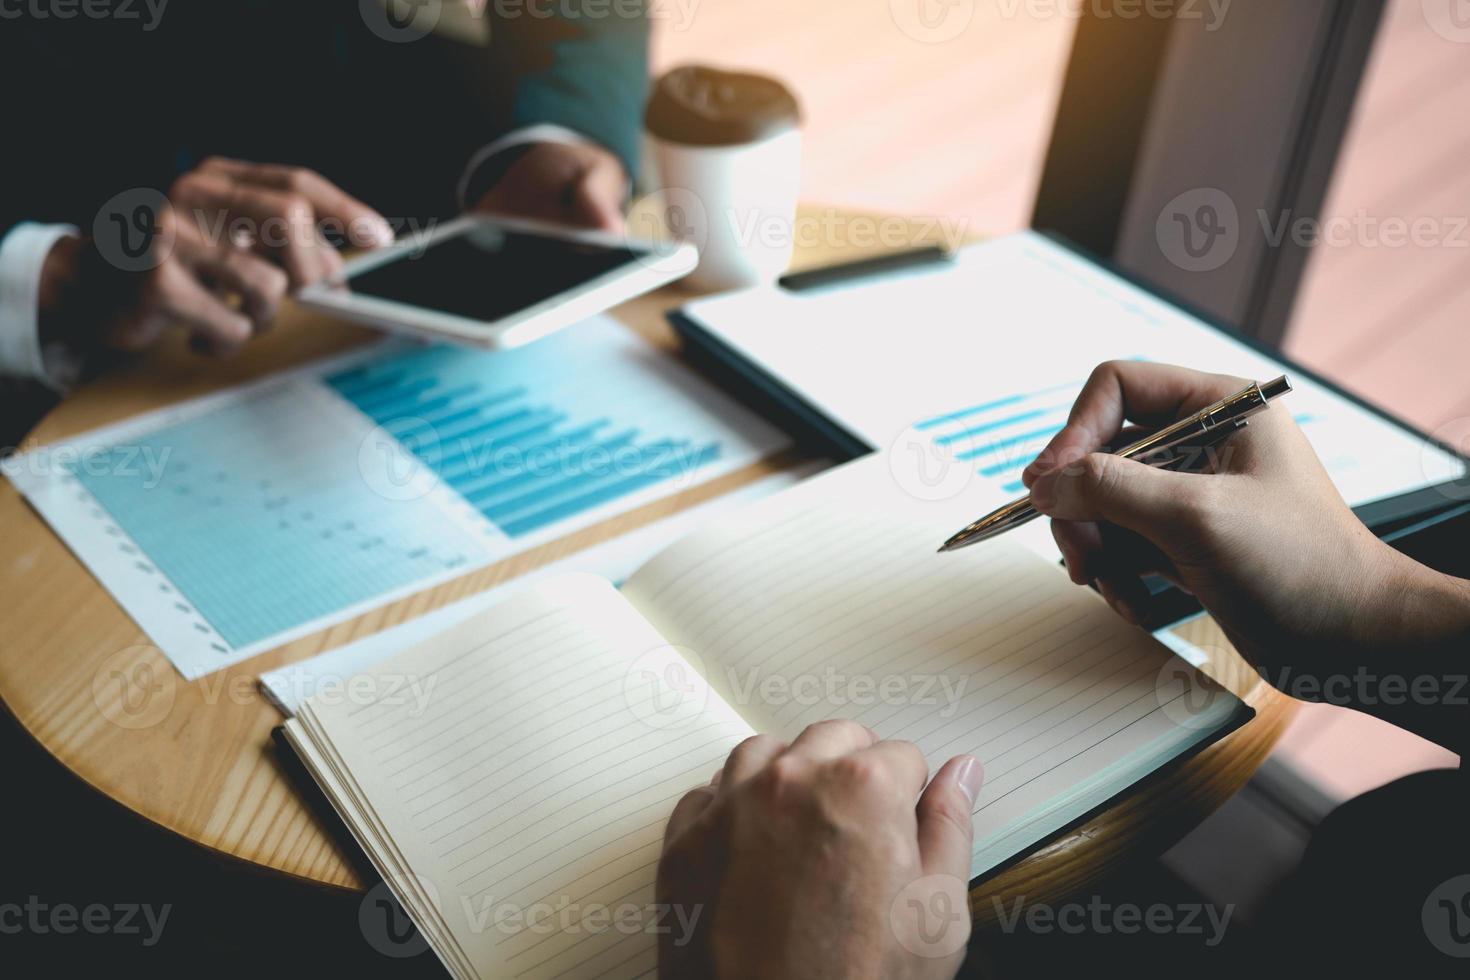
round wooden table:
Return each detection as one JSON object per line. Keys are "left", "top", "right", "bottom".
{"left": 0, "top": 208, "right": 1296, "bottom": 917}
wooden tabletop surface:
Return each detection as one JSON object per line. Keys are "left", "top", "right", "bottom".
{"left": 0, "top": 208, "right": 1296, "bottom": 914}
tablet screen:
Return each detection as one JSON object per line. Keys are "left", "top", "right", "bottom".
{"left": 343, "top": 224, "right": 648, "bottom": 324}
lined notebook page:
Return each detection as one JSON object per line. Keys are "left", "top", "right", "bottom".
{"left": 296, "top": 575, "right": 752, "bottom": 980}
{"left": 622, "top": 457, "right": 1235, "bottom": 870}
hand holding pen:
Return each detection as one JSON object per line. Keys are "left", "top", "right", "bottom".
{"left": 939, "top": 373, "right": 1292, "bottom": 552}
{"left": 938, "top": 362, "right": 1335, "bottom": 634}
{"left": 951, "top": 361, "right": 1470, "bottom": 751}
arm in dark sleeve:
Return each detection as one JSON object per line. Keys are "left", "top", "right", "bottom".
{"left": 483, "top": 1, "right": 652, "bottom": 180}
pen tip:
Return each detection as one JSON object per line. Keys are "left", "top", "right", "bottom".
{"left": 937, "top": 543, "right": 952, "bottom": 554}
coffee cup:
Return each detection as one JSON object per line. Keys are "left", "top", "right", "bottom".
{"left": 643, "top": 65, "right": 803, "bottom": 291}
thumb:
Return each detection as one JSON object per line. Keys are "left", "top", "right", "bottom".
{"left": 1029, "top": 452, "right": 1198, "bottom": 539}
{"left": 570, "top": 166, "right": 626, "bottom": 233}
{"left": 917, "top": 755, "right": 982, "bottom": 879}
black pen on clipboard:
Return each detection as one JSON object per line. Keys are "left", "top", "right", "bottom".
{"left": 778, "top": 246, "right": 956, "bottom": 292}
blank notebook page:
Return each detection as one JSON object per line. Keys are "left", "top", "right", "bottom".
{"left": 296, "top": 575, "right": 752, "bottom": 980}
{"left": 622, "top": 457, "right": 1237, "bottom": 872}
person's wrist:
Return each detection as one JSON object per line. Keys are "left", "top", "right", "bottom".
{"left": 40, "top": 237, "right": 141, "bottom": 363}
{"left": 466, "top": 143, "right": 538, "bottom": 212}
{"left": 36, "top": 234, "right": 88, "bottom": 351}
{"left": 1374, "top": 545, "right": 1470, "bottom": 650}
{"left": 1326, "top": 537, "right": 1470, "bottom": 752}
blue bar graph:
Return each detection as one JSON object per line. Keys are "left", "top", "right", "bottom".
{"left": 954, "top": 423, "right": 1067, "bottom": 463}
{"left": 919, "top": 380, "right": 1084, "bottom": 494}
{"left": 324, "top": 342, "right": 724, "bottom": 541}
{"left": 922, "top": 357, "right": 1299, "bottom": 496}
{"left": 68, "top": 382, "right": 492, "bottom": 651}
{"left": 27, "top": 317, "right": 780, "bottom": 677}
{"left": 916, "top": 382, "right": 1076, "bottom": 431}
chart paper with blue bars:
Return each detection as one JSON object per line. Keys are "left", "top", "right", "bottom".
{"left": 5, "top": 317, "right": 787, "bottom": 679}
{"left": 684, "top": 232, "right": 1466, "bottom": 566}
{"left": 916, "top": 381, "right": 1083, "bottom": 496}
{"left": 915, "top": 373, "right": 1325, "bottom": 501}
{"left": 323, "top": 343, "right": 724, "bottom": 540}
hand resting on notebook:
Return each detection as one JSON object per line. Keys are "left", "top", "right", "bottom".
{"left": 658, "top": 720, "right": 984, "bottom": 980}
{"left": 1023, "top": 360, "right": 1470, "bottom": 751}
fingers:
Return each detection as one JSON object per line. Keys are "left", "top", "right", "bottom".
{"left": 172, "top": 170, "right": 331, "bottom": 288}
{"left": 474, "top": 143, "right": 628, "bottom": 231}
{"left": 1052, "top": 519, "right": 1103, "bottom": 586}
{"left": 1051, "top": 519, "right": 1174, "bottom": 586}
{"left": 721, "top": 729, "right": 926, "bottom": 811}
{"left": 664, "top": 784, "right": 718, "bottom": 853}
{"left": 1052, "top": 512, "right": 1179, "bottom": 626}
{"left": 1023, "top": 361, "right": 1248, "bottom": 486}
{"left": 172, "top": 163, "right": 389, "bottom": 289}
{"left": 185, "top": 240, "right": 290, "bottom": 334}
{"left": 103, "top": 216, "right": 286, "bottom": 355}
{"left": 100, "top": 160, "right": 386, "bottom": 358}
{"left": 1029, "top": 451, "right": 1204, "bottom": 539}
{"left": 1093, "top": 572, "right": 1154, "bottom": 627}
{"left": 916, "top": 755, "right": 983, "bottom": 879}
{"left": 785, "top": 718, "right": 876, "bottom": 761}
{"left": 199, "top": 158, "right": 394, "bottom": 247}
{"left": 568, "top": 159, "right": 627, "bottom": 232}
{"left": 849, "top": 739, "right": 930, "bottom": 801}
{"left": 149, "top": 260, "right": 254, "bottom": 355}
{"left": 719, "top": 734, "right": 786, "bottom": 796}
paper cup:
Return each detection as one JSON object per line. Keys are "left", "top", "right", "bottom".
{"left": 644, "top": 66, "right": 803, "bottom": 291}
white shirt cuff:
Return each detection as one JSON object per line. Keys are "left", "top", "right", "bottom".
{"left": 457, "top": 124, "right": 623, "bottom": 211}
{"left": 0, "top": 222, "right": 81, "bottom": 392}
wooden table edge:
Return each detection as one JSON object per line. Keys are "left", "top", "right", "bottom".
{"left": 969, "top": 675, "right": 1297, "bottom": 925}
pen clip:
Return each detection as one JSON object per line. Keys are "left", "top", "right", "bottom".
{"left": 1134, "top": 416, "right": 1249, "bottom": 471}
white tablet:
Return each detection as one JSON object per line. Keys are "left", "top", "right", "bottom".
{"left": 298, "top": 214, "right": 699, "bottom": 349}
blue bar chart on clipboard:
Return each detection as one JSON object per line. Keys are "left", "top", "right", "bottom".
{"left": 675, "top": 231, "right": 1467, "bottom": 558}
{"left": 914, "top": 382, "right": 1082, "bottom": 495}
{"left": 4, "top": 317, "right": 788, "bottom": 679}
{"left": 913, "top": 379, "right": 1328, "bottom": 498}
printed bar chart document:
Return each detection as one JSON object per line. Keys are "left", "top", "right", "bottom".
{"left": 4, "top": 317, "right": 788, "bottom": 679}
{"left": 675, "top": 231, "right": 1468, "bottom": 560}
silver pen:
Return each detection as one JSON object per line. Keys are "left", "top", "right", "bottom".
{"left": 938, "top": 376, "right": 1293, "bottom": 553}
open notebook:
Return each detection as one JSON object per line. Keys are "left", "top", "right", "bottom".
{"left": 284, "top": 455, "right": 1251, "bottom": 980}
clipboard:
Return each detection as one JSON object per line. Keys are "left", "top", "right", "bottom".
{"left": 669, "top": 231, "right": 1470, "bottom": 625}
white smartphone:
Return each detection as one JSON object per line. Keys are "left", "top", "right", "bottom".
{"left": 298, "top": 214, "right": 699, "bottom": 349}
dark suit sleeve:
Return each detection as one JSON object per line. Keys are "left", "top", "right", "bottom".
{"left": 483, "top": 1, "right": 652, "bottom": 180}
